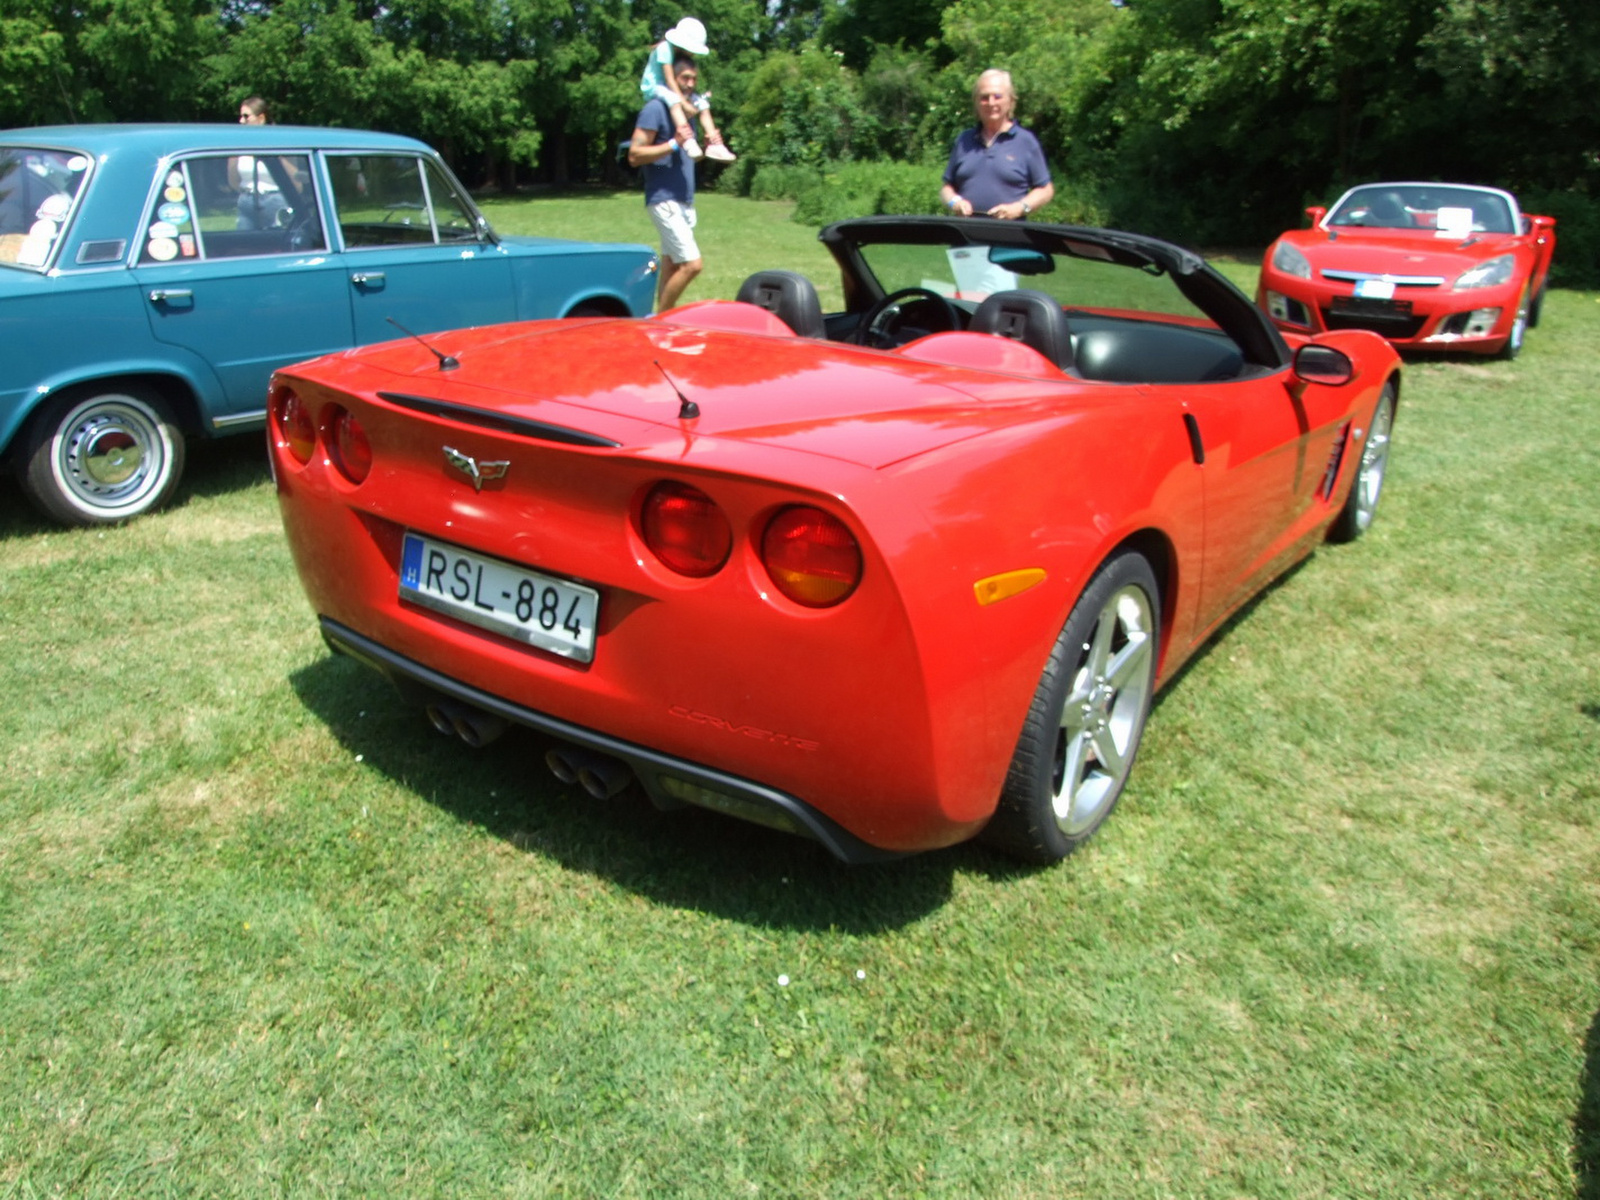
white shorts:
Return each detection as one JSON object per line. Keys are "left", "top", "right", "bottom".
{"left": 647, "top": 200, "right": 700, "bottom": 264}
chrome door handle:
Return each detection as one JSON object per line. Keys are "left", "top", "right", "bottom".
{"left": 351, "top": 271, "right": 386, "bottom": 286}
{"left": 148, "top": 288, "right": 192, "bottom": 302}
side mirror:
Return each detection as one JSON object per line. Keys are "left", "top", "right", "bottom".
{"left": 1305, "top": 205, "right": 1327, "bottom": 228}
{"left": 1293, "top": 343, "right": 1354, "bottom": 386}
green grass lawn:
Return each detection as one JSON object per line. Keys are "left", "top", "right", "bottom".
{"left": 2, "top": 192, "right": 1598, "bottom": 1198}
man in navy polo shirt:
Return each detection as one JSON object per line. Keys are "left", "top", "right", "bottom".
{"left": 629, "top": 54, "right": 704, "bottom": 310}
{"left": 940, "top": 69, "right": 1054, "bottom": 220}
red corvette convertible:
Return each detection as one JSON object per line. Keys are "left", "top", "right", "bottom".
{"left": 1257, "top": 182, "right": 1556, "bottom": 359}
{"left": 271, "top": 216, "right": 1401, "bottom": 863}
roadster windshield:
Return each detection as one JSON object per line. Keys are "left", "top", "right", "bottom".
{"left": 0, "top": 146, "right": 91, "bottom": 270}
{"left": 1328, "top": 185, "right": 1516, "bottom": 235}
{"left": 857, "top": 240, "right": 1214, "bottom": 324}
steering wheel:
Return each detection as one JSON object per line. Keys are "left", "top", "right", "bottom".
{"left": 856, "top": 287, "right": 962, "bottom": 348}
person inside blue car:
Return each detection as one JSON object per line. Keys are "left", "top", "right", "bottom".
{"left": 231, "top": 96, "right": 292, "bottom": 230}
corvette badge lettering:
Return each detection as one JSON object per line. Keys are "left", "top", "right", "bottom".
{"left": 443, "top": 446, "right": 509, "bottom": 491}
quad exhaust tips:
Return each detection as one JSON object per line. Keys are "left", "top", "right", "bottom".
{"left": 545, "top": 747, "right": 635, "bottom": 800}
{"left": 425, "top": 700, "right": 508, "bottom": 748}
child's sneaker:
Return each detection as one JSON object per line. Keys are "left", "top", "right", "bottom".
{"left": 705, "top": 142, "right": 737, "bottom": 163}
{"left": 680, "top": 136, "right": 705, "bottom": 161}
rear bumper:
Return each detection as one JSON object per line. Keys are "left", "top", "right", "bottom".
{"left": 321, "top": 617, "right": 905, "bottom": 864}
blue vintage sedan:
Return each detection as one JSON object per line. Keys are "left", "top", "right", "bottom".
{"left": 0, "top": 124, "right": 659, "bottom": 525}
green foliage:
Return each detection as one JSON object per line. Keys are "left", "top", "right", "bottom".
{"left": 733, "top": 44, "right": 874, "bottom": 168}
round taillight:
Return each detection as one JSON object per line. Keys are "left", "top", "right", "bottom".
{"left": 330, "top": 406, "right": 372, "bottom": 484}
{"left": 274, "top": 387, "right": 315, "bottom": 464}
{"left": 642, "top": 481, "right": 732, "bottom": 577}
{"left": 761, "top": 506, "right": 862, "bottom": 607}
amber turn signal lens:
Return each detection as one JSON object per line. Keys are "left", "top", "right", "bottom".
{"left": 329, "top": 406, "right": 372, "bottom": 484}
{"left": 761, "top": 506, "right": 862, "bottom": 607}
{"left": 642, "top": 481, "right": 732, "bottom": 577}
{"left": 273, "top": 387, "right": 316, "bottom": 464}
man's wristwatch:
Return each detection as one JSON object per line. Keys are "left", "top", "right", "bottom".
{"left": 1020, "top": 201, "right": 1031, "bottom": 216}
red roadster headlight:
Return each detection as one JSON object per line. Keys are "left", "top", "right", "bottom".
{"left": 761, "top": 506, "right": 862, "bottom": 608}
{"left": 329, "top": 406, "right": 372, "bottom": 484}
{"left": 272, "top": 386, "right": 316, "bottom": 464}
{"left": 642, "top": 481, "right": 732, "bottom": 577}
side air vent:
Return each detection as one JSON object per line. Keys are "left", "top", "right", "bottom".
{"left": 1321, "top": 422, "right": 1351, "bottom": 499}
{"left": 76, "top": 240, "right": 127, "bottom": 264}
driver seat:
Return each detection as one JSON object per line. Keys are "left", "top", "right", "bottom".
{"left": 735, "top": 270, "right": 826, "bottom": 338}
{"left": 970, "top": 290, "right": 1074, "bottom": 370}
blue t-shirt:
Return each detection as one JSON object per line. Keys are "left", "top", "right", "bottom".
{"left": 637, "top": 98, "right": 694, "bottom": 208}
{"left": 942, "top": 124, "right": 1052, "bottom": 214}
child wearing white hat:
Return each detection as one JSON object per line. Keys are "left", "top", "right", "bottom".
{"left": 639, "top": 17, "right": 736, "bottom": 162}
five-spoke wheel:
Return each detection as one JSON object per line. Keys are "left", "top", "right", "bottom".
{"left": 985, "top": 551, "right": 1161, "bottom": 863}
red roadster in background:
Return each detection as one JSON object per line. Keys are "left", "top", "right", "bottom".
{"left": 271, "top": 216, "right": 1401, "bottom": 864}
{"left": 1257, "top": 182, "right": 1556, "bottom": 359}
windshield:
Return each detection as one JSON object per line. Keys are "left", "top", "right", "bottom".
{"left": 1327, "top": 185, "right": 1515, "bottom": 235}
{"left": 857, "top": 240, "right": 1214, "bottom": 325}
{"left": 0, "top": 146, "right": 92, "bottom": 270}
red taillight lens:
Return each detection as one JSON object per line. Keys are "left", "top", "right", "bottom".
{"left": 761, "top": 506, "right": 862, "bottom": 607}
{"left": 274, "top": 387, "right": 315, "bottom": 464}
{"left": 642, "top": 482, "right": 732, "bottom": 577}
{"left": 330, "top": 406, "right": 372, "bottom": 484}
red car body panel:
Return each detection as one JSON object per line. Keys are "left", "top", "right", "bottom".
{"left": 1257, "top": 182, "right": 1556, "bottom": 356}
{"left": 272, "top": 218, "right": 1401, "bottom": 859}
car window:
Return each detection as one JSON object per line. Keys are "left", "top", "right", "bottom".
{"left": 137, "top": 154, "right": 324, "bottom": 264}
{"left": 328, "top": 154, "right": 482, "bottom": 248}
{"left": 0, "top": 146, "right": 92, "bottom": 270}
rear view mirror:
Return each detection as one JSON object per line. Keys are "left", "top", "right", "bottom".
{"left": 1293, "top": 343, "right": 1354, "bottom": 386}
{"left": 989, "top": 247, "right": 1055, "bottom": 275}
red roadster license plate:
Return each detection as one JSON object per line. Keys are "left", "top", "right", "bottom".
{"left": 399, "top": 533, "right": 599, "bottom": 663}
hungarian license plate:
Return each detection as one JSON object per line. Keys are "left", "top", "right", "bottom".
{"left": 399, "top": 533, "right": 599, "bottom": 663}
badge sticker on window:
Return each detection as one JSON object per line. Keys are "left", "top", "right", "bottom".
{"left": 149, "top": 220, "right": 178, "bottom": 240}
{"left": 147, "top": 237, "right": 179, "bottom": 262}
{"left": 164, "top": 186, "right": 186, "bottom": 203}
{"left": 179, "top": 234, "right": 196, "bottom": 257}
{"left": 166, "top": 170, "right": 184, "bottom": 188}
{"left": 158, "top": 202, "right": 190, "bottom": 226}
{"left": 69, "top": 156, "right": 90, "bottom": 173}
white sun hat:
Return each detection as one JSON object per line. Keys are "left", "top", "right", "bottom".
{"left": 664, "top": 17, "right": 709, "bottom": 56}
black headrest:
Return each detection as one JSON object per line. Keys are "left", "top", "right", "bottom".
{"left": 970, "top": 289, "right": 1073, "bottom": 369}
{"left": 735, "top": 270, "right": 826, "bottom": 338}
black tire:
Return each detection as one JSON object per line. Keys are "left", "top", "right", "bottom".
{"left": 22, "top": 386, "right": 186, "bottom": 526}
{"left": 983, "top": 550, "right": 1161, "bottom": 864}
{"left": 1327, "top": 382, "right": 1395, "bottom": 544}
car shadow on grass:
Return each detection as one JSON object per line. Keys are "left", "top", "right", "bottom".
{"left": 288, "top": 653, "right": 1039, "bottom": 934}
{"left": 0, "top": 434, "right": 271, "bottom": 538}
{"left": 1579, "top": 1004, "right": 1600, "bottom": 1200}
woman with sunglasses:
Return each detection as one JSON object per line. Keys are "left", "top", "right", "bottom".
{"left": 940, "top": 69, "right": 1054, "bottom": 220}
